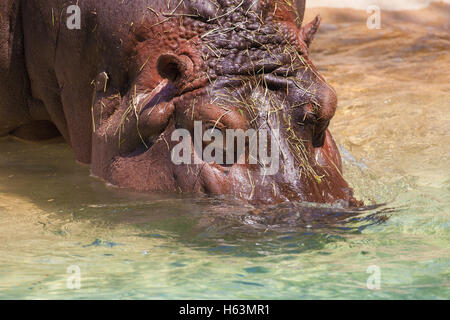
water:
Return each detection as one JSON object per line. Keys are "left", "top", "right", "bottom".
{"left": 0, "top": 5, "right": 449, "bottom": 299}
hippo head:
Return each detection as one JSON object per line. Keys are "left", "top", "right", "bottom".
{"left": 90, "top": 0, "right": 358, "bottom": 205}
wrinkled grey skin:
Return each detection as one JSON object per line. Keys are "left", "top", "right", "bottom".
{"left": 0, "top": 0, "right": 360, "bottom": 206}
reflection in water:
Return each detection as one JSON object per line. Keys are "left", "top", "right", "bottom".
{"left": 0, "top": 4, "right": 449, "bottom": 299}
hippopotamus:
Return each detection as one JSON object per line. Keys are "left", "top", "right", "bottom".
{"left": 0, "top": 0, "right": 360, "bottom": 206}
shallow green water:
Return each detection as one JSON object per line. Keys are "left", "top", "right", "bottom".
{"left": 0, "top": 137, "right": 447, "bottom": 300}
{"left": 0, "top": 6, "right": 449, "bottom": 299}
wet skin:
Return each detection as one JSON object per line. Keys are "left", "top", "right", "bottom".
{"left": 0, "top": 0, "right": 360, "bottom": 206}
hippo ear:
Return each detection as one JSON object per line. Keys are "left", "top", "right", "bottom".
{"left": 156, "top": 53, "right": 194, "bottom": 85}
{"left": 300, "top": 15, "right": 321, "bottom": 48}
{"left": 294, "top": 0, "right": 306, "bottom": 26}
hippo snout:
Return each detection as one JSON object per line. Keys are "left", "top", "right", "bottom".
{"left": 311, "top": 81, "right": 338, "bottom": 147}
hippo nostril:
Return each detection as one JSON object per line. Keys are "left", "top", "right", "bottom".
{"left": 311, "top": 85, "right": 337, "bottom": 148}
